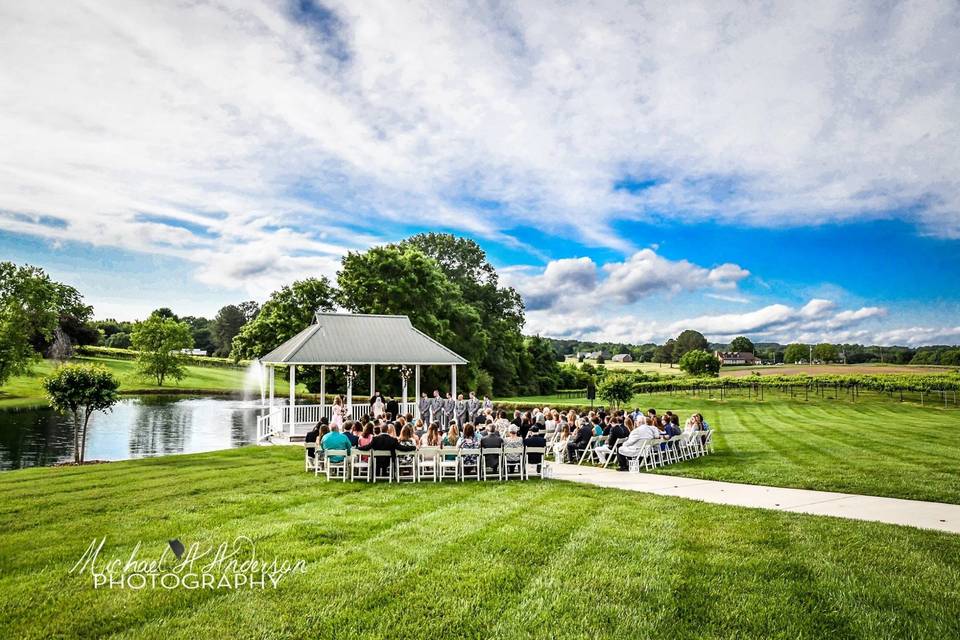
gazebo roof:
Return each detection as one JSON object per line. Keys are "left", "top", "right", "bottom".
{"left": 259, "top": 313, "right": 468, "bottom": 366}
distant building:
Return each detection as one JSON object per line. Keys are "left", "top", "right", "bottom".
{"left": 716, "top": 351, "right": 759, "bottom": 366}
{"left": 580, "top": 350, "right": 610, "bottom": 360}
{"left": 180, "top": 348, "right": 209, "bottom": 357}
{"left": 611, "top": 353, "right": 633, "bottom": 363}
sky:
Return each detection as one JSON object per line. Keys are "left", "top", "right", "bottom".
{"left": 1, "top": 0, "right": 958, "bottom": 346}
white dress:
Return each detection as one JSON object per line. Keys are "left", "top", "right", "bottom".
{"left": 331, "top": 404, "right": 346, "bottom": 428}
{"left": 372, "top": 398, "right": 385, "bottom": 418}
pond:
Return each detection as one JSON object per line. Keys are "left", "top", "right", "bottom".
{"left": 0, "top": 396, "right": 269, "bottom": 470}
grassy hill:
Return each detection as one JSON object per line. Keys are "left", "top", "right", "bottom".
{"left": 0, "top": 446, "right": 957, "bottom": 639}
{"left": 0, "top": 356, "right": 294, "bottom": 410}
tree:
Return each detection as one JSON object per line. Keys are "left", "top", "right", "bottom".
{"left": 783, "top": 343, "right": 808, "bottom": 364}
{"left": 729, "top": 336, "right": 755, "bottom": 353}
{"left": 525, "top": 335, "right": 561, "bottom": 395}
{"left": 597, "top": 373, "right": 634, "bottom": 408}
{"left": 653, "top": 339, "right": 675, "bottom": 367}
{"left": 231, "top": 278, "right": 337, "bottom": 360}
{"left": 0, "top": 263, "right": 64, "bottom": 385}
{"left": 596, "top": 353, "right": 606, "bottom": 364}
{"left": 104, "top": 332, "right": 131, "bottom": 349}
{"left": 131, "top": 314, "right": 193, "bottom": 385}
{"left": 238, "top": 300, "right": 260, "bottom": 322}
{"left": 399, "top": 233, "right": 525, "bottom": 395}
{"left": 181, "top": 316, "right": 215, "bottom": 355}
{"left": 212, "top": 304, "right": 247, "bottom": 357}
{"left": 679, "top": 349, "right": 720, "bottom": 377}
{"left": 338, "top": 245, "right": 489, "bottom": 391}
{"left": 673, "top": 330, "right": 709, "bottom": 361}
{"left": 813, "top": 343, "right": 839, "bottom": 363}
{"left": 43, "top": 364, "right": 119, "bottom": 463}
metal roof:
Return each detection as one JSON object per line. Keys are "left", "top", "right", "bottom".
{"left": 259, "top": 313, "right": 467, "bottom": 365}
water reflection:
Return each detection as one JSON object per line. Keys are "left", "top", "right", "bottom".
{"left": 0, "top": 396, "right": 264, "bottom": 470}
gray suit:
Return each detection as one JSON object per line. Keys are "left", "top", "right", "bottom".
{"left": 467, "top": 397, "right": 479, "bottom": 422}
{"left": 455, "top": 399, "right": 468, "bottom": 426}
{"left": 418, "top": 397, "right": 431, "bottom": 420}
{"left": 430, "top": 396, "right": 443, "bottom": 425}
{"left": 442, "top": 397, "right": 455, "bottom": 428}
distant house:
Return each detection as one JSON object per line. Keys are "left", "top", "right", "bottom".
{"left": 180, "top": 348, "right": 209, "bottom": 357}
{"left": 716, "top": 351, "right": 759, "bottom": 366}
{"left": 611, "top": 353, "right": 633, "bottom": 363}
{"left": 581, "top": 350, "right": 610, "bottom": 360}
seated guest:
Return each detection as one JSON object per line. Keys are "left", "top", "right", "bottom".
{"left": 552, "top": 425, "right": 570, "bottom": 461}
{"left": 359, "top": 423, "right": 374, "bottom": 447}
{"left": 481, "top": 424, "right": 504, "bottom": 472}
{"left": 397, "top": 424, "right": 418, "bottom": 476}
{"left": 616, "top": 418, "right": 660, "bottom": 471}
{"left": 421, "top": 423, "right": 440, "bottom": 447}
{"left": 503, "top": 424, "right": 524, "bottom": 470}
{"left": 596, "top": 417, "right": 629, "bottom": 464}
{"left": 566, "top": 418, "right": 594, "bottom": 464}
{"left": 523, "top": 425, "right": 547, "bottom": 471}
{"left": 664, "top": 415, "right": 681, "bottom": 438}
{"left": 358, "top": 424, "right": 416, "bottom": 476}
{"left": 442, "top": 424, "right": 459, "bottom": 461}
{"left": 303, "top": 420, "right": 326, "bottom": 462}
{"left": 321, "top": 424, "right": 352, "bottom": 463}
{"left": 386, "top": 424, "right": 398, "bottom": 439}
{"left": 458, "top": 423, "right": 481, "bottom": 468}
{"left": 345, "top": 421, "right": 361, "bottom": 446}
{"left": 591, "top": 417, "right": 603, "bottom": 436}
{"left": 413, "top": 418, "right": 426, "bottom": 438}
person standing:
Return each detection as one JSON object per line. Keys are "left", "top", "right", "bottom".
{"left": 386, "top": 396, "right": 400, "bottom": 421}
{"left": 467, "top": 391, "right": 479, "bottom": 423}
{"left": 418, "top": 392, "right": 431, "bottom": 422}
{"left": 430, "top": 390, "right": 443, "bottom": 427}
{"left": 441, "top": 392, "right": 455, "bottom": 429}
{"left": 482, "top": 395, "right": 493, "bottom": 416}
{"left": 455, "top": 393, "right": 468, "bottom": 427}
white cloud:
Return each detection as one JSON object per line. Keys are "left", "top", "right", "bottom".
{"left": 0, "top": 0, "right": 958, "bottom": 299}
{"left": 505, "top": 249, "right": 748, "bottom": 310}
{"left": 525, "top": 298, "right": 896, "bottom": 345}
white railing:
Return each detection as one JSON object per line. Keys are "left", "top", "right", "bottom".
{"left": 255, "top": 402, "right": 419, "bottom": 442}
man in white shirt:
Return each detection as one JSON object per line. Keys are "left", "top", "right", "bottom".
{"left": 616, "top": 418, "right": 659, "bottom": 471}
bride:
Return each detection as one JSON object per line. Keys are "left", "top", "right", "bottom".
{"left": 372, "top": 395, "right": 385, "bottom": 419}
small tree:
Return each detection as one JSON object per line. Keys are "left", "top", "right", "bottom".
{"left": 729, "top": 336, "right": 755, "bottom": 353}
{"left": 679, "top": 349, "right": 720, "bottom": 377}
{"left": 597, "top": 373, "right": 634, "bottom": 408}
{"left": 783, "top": 343, "right": 808, "bottom": 364}
{"left": 595, "top": 353, "right": 606, "bottom": 364}
{"left": 43, "top": 364, "right": 119, "bottom": 463}
{"left": 131, "top": 314, "right": 193, "bottom": 386}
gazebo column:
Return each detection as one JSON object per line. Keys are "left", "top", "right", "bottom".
{"left": 268, "top": 366, "right": 275, "bottom": 409}
{"left": 319, "top": 365, "right": 326, "bottom": 419}
{"left": 414, "top": 365, "right": 421, "bottom": 418}
{"left": 289, "top": 364, "right": 296, "bottom": 435}
{"left": 451, "top": 365, "right": 457, "bottom": 399}
{"left": 369, "top": 364, "right": 375, "bottom": 398}
{"left": 346, "top": 366, "right": 353, "bottom": 415}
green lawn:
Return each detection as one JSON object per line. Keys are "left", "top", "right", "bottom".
{"left": 0, "top": 446, "right": 957, "bottom": 639}
{"left": 502, "top": 393, "right": 960, "bottom": 504}
{"left": 0, "top": 357, "right": 294, "bottom": 409}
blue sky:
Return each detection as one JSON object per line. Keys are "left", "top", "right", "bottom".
{"left": 1, "top": 0, "right": 958, "bottom": 346}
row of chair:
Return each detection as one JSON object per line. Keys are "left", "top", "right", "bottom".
{"left": 542, "top": 430, "right": 714, "bottom": 470}
{"left": 307, "top": 446, "right": 549, "bottom": 482}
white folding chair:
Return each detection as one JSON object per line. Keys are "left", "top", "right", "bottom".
{"left": 305, "top": 443, "right": 320, "bottom": 473}
{"left": 703, "top": 430, "right": 714, "bottom": 454}
{"left": 438, "top": 448, "right": 460, "bottom": 481}
{"left": 578, "top": 436, "right": 607, "bottom": 465}
{"left": 370, "top": 450, "right": 395, "bottom": 483}
{"left": 459, "top": 447, "right": 481, "bottom": 481}
{"left": 503, "top": 447, "right": 524, "bottom": 480}
{"left": 522, "top": 447, "right": 546, "bottom": 479}
{"left": 417, "top": 447, "right": 440, "bottom": 482}
{"left": 601, "top": 440, "right": 620, "bottom": 468}
{"left": 396, "top": 450, "right": 417, "bottom": 482}
{"left": 481, "top": 447, "right": 504, "bottom": 481}
{"left": 619, "top": 438, "right": 651, "bottom": 473}
{"left": 324, "top": 449, "right": 349, "bottom": 481}
{"left": 350, "top": 450, "right": 370, "bottom": 482}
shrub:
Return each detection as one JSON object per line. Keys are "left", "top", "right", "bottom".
{"left": 679, "top": 349, "right": 720, "bottom": 377}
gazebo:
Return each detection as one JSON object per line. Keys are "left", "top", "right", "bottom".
{"left": 254, "top": 312, "right": 467, "bottom": 440}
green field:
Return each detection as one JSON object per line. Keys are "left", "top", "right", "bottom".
{"left": 0, "top": 446, "right": 957, "bottom": 640}
{"left": 0, "top": 357, "right": 293, "bottom": 409}
{"left": 501, "top": 392, "right": 960, "bottom": 504}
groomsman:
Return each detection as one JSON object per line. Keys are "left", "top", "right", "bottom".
{"left": 442, "top": 392, "right": 455, "bottom": 429}
{"left": 482, "top": 395, "right": 493, "bottom": 416}
{"left": 430, "top": 390, "right": 443, "bottom": 425}
{"left": 467, "top": 391, "right": 480, "bottom": 423}
{"left": 455, "top": 393, "right": 467, "bottom": 427}
{"left": 418, "top": 393, "right": 431, "bottom": 422}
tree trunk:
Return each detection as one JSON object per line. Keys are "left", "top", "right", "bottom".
{"left": 73, "top": 411, "right": 81, "bottom": 464}
{"left": 80, "top": 410, "right": 91, "bottom": 463}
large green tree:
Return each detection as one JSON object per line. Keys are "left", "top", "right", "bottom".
{"left": 679, "top": 349, "right": 720, "bottom": 377}
{"left": 131, "top": 314, "right": 193, "bottom": 386}
{"left": 43, "top": 364, "right": 119, "bottom": 463}
{"left": 231, "top": 278, "right": 337, "bottom": 360}
{"left": 653, "top": 339, "right": 676, "bottom": 367}
{"left": 212, "top": 304, "right": 248, "bottom": 357}
{"left": 813, "top": 343, "right": 839, "bottom": 363}
{"left": 400, "top": 233, "right": 527, "bottom": 395}
{"left": 0, "top": 263, "right": 68, "bottom": 385}
{"left": 729, "top": 336, "right": 755, "bottom": 353}
{"left": 337, "top": 245, "right": 488, "bottom": 391}
{"left": 673, "top": 330, "right": 709, "bottom": 361}
{"left": 783, "top": 343, "right": 809, "bottom": 364}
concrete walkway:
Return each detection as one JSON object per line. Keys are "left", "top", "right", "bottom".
{"left": 550, "top": 464, "right": 960, "bottom": 534}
